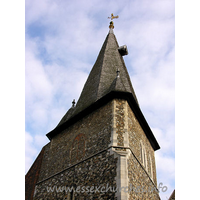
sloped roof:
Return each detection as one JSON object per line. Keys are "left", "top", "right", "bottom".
{"left": 57, "top": 30, "right": 139, "bottom": 127}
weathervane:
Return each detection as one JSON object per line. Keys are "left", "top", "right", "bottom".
{"left": 108, "top": 13, "right": 119, "bottom": 29}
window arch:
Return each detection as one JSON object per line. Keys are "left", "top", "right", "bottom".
{"left": 140, "top": 141, "right": 143, "bottom": 164}
{"left": 149, "top": 155, "right": 153, "bottom": 180}
{"left": 140, "top": 141, "right": 154, "bottom": 180}
{"left": 140, "top": 141, "right": 147, "bottom": 170}
{"left": 70, "top": 133, "right": 85, "bottom": 163}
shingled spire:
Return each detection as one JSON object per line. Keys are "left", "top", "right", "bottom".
{"left": 55, "top": 30, "right": 139, "bottom": 128}
{"left": 74, "top": 31, "right": 138, "bottom": 116}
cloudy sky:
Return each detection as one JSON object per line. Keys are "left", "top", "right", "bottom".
{"left": 25, "top": 0, "right": 175, "bottom": 199}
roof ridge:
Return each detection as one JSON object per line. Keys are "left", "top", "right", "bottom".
{"left": 95, "top": 34, "right": 109, "bottom": 100}
{"left": 96, "top": 32, "right": 114, "bottom": 100}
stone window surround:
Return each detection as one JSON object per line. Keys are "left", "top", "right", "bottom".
{"left": 149, "top": 155, "right": 153, "bottom": 180}
{"left": 140, "top": 140, "right": 147, "bottom": 170}
{"left": 140, "top": 140, "right": 154, "bottom": 182}
{"left": 70, "top": 133, "right": 86, "bottom": 163}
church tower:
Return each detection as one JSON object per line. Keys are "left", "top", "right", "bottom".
{"left": 26, "top": 16, "right": 160, "bottom": 200}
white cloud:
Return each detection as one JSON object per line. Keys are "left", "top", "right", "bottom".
{"left": 25, "top": 131, "right": 49, "bottom": 173}
{"left": 25, "top": 35, "right": 90, "bottom": 131}
{"left": 130, "top": 43, "right": 175, "bottom": 114}
{"left": 34, "top": 134, "right": 49, "bottom": 148}
{"left": 156, "top": 152, "right": 175, "bottom": 177}
{"left": 25, "top": 132, "right": 37, "bottom": 173}
{"left": 153, "top": 126, "right": 175, "bottom": 154}
{"left": 25, "top": 40, "right": 53, "bottom": 101}
{"left": 25, "top": 45, "right": 53, "bottom": 129}
{"left": 155, "top": 151, "right": 175, "bottom": 200}
{"left": 26, "top": 0, "right": 58, "bottom": 25}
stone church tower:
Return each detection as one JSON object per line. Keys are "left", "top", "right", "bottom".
{"left": 26, "top": 20, "right": 160, "bottom": 200}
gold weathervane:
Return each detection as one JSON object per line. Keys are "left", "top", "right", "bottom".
{"left": 108, "top": 13, "right": 119, "bottom": 29}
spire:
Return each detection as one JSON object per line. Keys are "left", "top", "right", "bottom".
{"left": 72, "top": 31, "right": 139, "bottom": 116}
{"left": 56, "top": 30, "right": 139, "bottom": 127}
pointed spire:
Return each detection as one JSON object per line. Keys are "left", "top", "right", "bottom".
{"left": 57, "top": 31, "right": 139, "bottom": 127}
{"left": 72, "top": 31, "right": 139, "bottom": 116}
{"left": 47, "top": 30, "right": 160, "bottom": 152}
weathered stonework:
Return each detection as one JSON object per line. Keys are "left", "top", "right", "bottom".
{"left": 127, "top": 103, "right": 157, "bottom": 185}
{"left": 115, "top": 99, "right": 126, "bottom": 147}
{"left": 34, "top": 150, "right": 118, "bottom": 200}
{"left": 38, "top": 101, "right": 113, "bottom": 182}
{"left": 128, "top": 153, "right": 160, "bottom": 200}
{"left": 111, "top": 99, "right": 160, "bottom": 200}
{"left": 30, "top": 99, "right": 160, "bottom": 200}
{"left": 33, "top": 101, "right": 120, "bottom": 199}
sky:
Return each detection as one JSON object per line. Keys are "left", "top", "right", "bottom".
{"left": 25, "top": 0, "right": 175, "bottom": 199}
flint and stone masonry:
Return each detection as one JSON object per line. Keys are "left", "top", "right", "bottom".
{"left": 26, "top": 29, "right": 161, "bottom": 200}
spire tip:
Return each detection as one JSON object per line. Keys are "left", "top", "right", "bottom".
{"left": 108, "top": 13, "right": 119, "bottom": 29}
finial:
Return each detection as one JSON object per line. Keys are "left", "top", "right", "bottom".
{"left": 72, "top": 99, "right": 76, "bottom": 107}
{"left": 116, "top": 69, "right": 120, "bottom": 78}
{"left": 108, "top": 13, "right": 119, "bottom": 29}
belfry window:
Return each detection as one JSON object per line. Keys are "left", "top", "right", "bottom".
{"left": 149, "top": 156, "right": 153, "bottom": 180}
{"left": 140, "top": 141, "right": 147, "bottom": 170}
{"left": 140, "top": 142, "right": 143, "bottom": 163}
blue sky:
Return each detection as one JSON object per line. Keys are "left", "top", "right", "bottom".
{"left": 25, "top": 0, "right": 175, "bottom": 199}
